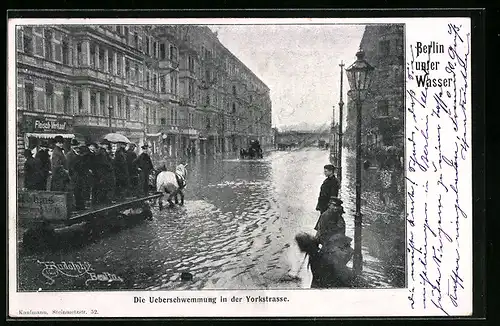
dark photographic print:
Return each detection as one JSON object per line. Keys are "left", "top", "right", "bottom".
{"left": 14, "top": 23, "right": 406, "bottom": 293}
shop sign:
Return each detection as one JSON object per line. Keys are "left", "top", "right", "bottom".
{"left": 24, "top": 116, "right": 73, "bottom": 133}
{"left": 18, "top": 190, "right": 73, "bottom": 221}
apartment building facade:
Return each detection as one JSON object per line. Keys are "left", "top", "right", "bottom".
{"left": 15, "top": 24, "right": 272, "bottom": 169}
{"left": 344, "top": 24, "right": 404, "bottom": 154}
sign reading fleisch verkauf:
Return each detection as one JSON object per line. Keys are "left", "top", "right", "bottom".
{"left": 23, "top": 116, "right": 73, "bottom": 133}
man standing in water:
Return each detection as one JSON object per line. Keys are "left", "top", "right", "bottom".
{"left": 134, "top": 144, "right": 154, "bottom": 197}
{"left": 315, "top": 164, "right": 340, "bottom": 228}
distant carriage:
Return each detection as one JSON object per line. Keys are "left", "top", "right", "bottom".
{"left": 240, "top": 139, "right": 264, "bottom": 159}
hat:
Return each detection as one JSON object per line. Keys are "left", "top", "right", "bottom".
{"left": 70, "top": 139, "right": 80, "bottom": 146}
{"left": 129, "top": 143, "right": 137, "bottom": 147}
{"left": 100, "top": 139, "right": 111, "bottom": 146}
{"left": 324, "top": 164, "right": 336, "bottom": 171}
{"left": 23, "top": 149, "right": 32, "bottom": 157}
{"left": 87, "top": 142, "right": 98, "bottom": 148}
{"left": 141, "top": 144, "right": 149, "bottom": 149}
{"left": 53, "top": 135, "right": 65, "bottom": 144}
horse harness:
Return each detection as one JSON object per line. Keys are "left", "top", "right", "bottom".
{"left": 175, "top": 173, "right": 186, "bottom": 189}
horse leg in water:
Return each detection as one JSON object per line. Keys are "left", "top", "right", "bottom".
{"left": 166, "top": 191, "right": 175, "bottom": 207}
{"left": 158, "top": 192, "right": 163, "bottom": 211}
{"left": 179, "top": 189, "right": 185, "bottom": 206}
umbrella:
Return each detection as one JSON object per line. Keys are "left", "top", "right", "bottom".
{"left": 102, "top": 133, "right": 131, "bottom": 144}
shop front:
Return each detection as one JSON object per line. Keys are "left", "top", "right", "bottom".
{"left": 22, "top": 114, "right": 76, "bottom": 151}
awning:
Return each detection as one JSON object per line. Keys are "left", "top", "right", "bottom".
{"left": 25, "top": 133, "right": 75, "bottom": 139}
{"left": 146, "top": 132, "right": 162, "bottom": 137}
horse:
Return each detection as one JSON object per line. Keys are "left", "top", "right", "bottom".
{"left": 155, "top": 163, "right": 188, "bottom": 210}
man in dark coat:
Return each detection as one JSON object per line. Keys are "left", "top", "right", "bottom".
{"left": 23, "top": 149, "right": 43, "bottom": 190}
{"left": 113, "top": 142, "right": 129, "bottom": 200}
{"left": 126, "top": 143, "right": 139, "bottom": 197}
{"left": 35, "top": 145, "right": 51, "bottom": 190}
{"left": 66, "top": 139, "right": 86, "bottom": 210}
{"left": 92, "top": 140, "right": 115, "bottom": 205}
{"left": 134, "top": 144, "right": 153, "bottom": 197}
{"left": 315, "top": 164, "right": 340, "bottom": 230}
{"left": 50, "top": 135, "right": 70, "bottom": 192}
{"left": 79, "top": 144, "right": 94, "bottom": 207}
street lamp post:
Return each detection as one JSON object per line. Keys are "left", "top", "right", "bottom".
{"left": 345, "top": 49, "right": 374, "bottom": 275}
{"left": 338, "top": 61, "right": 345, "bottom": 185}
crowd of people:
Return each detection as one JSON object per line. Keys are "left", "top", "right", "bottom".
{"left": 23, "top": 135, "right": 154, "bottom": 211}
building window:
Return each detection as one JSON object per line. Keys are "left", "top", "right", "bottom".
{"left": 205, "top": 93, "right": 210, "bottom": 106}
{"left": 153, "top": 73, "right": 157, "bottom": 92}
{"left": 170, "top": 73, "right": 177, "bottom": 95}
{"left": 116, "top": 54, "right": 121, "bottom": 76}
{"left": 134, "top": 32, "right": 139, "bottom": 48}
{"left": 135, "top": 104, "right": 139, "bottom": 121}
{"left": 45, "top": 83, "right": 54, "bottom": 112}
{"left": 135, "top": 63, "right": 140, "bottom": 85}
{"left": 90, "top": 45, "right": 96, "bottom": 69}
{"left": 116, "top": 96, "right": 122, "bottom": 118}
{"left": 77, "top": 91, "right": 83, "bottom": 114}
{"left": 125, "top": 59, "right": 130, "bottom": 81}
{"left": 160, "top": 75, "right": 166, "bottom": 93}
{"left": 100, "top": 92, "right": 105, "bottom": 116}
{"left": 62, "top": 40, "right": 70, "bottom": 65}
{"left": 160, "top": 43, "right": 166, "bottom": 60}
{"left": 99, "top": 48, "right": 105, "bottom": 71}
{"left": 63, "top": 88, "right": 71, "bottom": 114}
{"left": 160, "top": 117, "right": 166, "bottom": 125}
{"left": 169, "top": 45, "right": 177, "bottom": 62}
{"left": 146, "top": 70, "right": 150, "bottom": 90}
{"left": 188, "top": 56, "right": 195, "bottom": 72}
{"left": 90, "top": 92, "right": 97, "bottom": 115}
{"left": 76, "top": 42, "right": 82, "bottom": 66}
{"left": 145, "top": 36, "right": 150, "bottom": 55}
{"left": 232, "top": 103, "right": 236, "bottom": 114}
{"left": 108, "top": 51, "right": 114, "bottom": 74}
{"left": 43, "top": 29, "right": 52, "bottom": 61}
{"left": 377, "top": 100, "right": 389, "bottom": 116}
{"left": 22, "top": 27, "right": 34, "bottom": 54}
{"left": 126, "top": 97, "right": 130, "bottom": 120}
{"left": 188, "top": 80, "right": 195, "bottom": 98}
{"left": 380, "top": 40, "right": 391, "bottom": 56}
{"left": 146, "top": 106, "right": 150, "bottom": 124}
{"left": 24, "top": 83, "right": 34, "bottom": 110}
{"left": 124, "top": 26, "right": 129, "bottom": 43}
{"left": 153, "top": 41, "right": 158, "bottom": 58}
{"left": 232, "top": 85, "right": 237, "bottom": 96}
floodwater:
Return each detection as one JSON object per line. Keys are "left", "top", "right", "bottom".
{"left": 17, "top": 148, "right": 405, "bottom": 291}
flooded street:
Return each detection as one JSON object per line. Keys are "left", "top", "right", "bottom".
{"left": 18, "top": 148, "right": 405, "bottom": 291}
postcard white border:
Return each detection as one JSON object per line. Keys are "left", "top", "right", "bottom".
{"left": 8, "top": 17, "right": 473, "bottom": 317}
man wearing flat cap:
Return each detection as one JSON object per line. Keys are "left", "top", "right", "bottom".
{"left": 315, "top": 164, "right": 340, "bottom": 215}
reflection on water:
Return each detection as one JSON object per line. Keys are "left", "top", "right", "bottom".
{"left": 18, "top": 148, "right": 404, "bottom": 291}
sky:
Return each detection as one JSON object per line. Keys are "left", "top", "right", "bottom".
{"left": 207, "top": 24, "right": 366, "bottom": 131}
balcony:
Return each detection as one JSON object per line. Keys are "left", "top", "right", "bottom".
{"left": 179, "top": 97, "right": 197, "bottom": 107}
{"left": 17, "top": 52, "right": 74, "bottom": 76}
{"left": 74, "top": 68, "right": 126, "bottom": 87}
{"left": 179, "top": 69, "right": 197, "bottom": 79}
{"left": 159, "top": 93, "right": 179, "bottom": 104}
{"left": 158, "top": 60, "right": 178, "bottom": 70}
{"left": 73, "top": 115, "right": 127, "bottom": 129}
